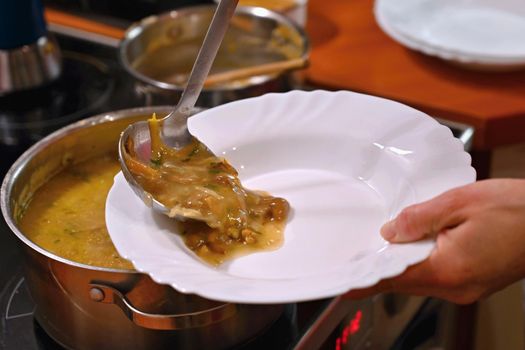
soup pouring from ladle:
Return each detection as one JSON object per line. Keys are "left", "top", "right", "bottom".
{"left": 118, "top": 0, "right": 239, "bottom": 219}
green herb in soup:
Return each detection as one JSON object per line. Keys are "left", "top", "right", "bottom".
{"left": 19, "top": 155, "right": 133, "bottom": 270}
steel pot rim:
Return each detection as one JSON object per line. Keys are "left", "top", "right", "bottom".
{"left": 119, "top": 4, "right": 310, "bottom": 92}
{"left": 0, "top": 105, "right": 173, "bottom": 274}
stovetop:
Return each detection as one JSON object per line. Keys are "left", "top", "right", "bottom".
{"left": 0, "top": 35, "right": 143, "bottom": 175}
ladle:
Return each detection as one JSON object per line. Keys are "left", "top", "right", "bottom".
{"left": 118, "top": 0, "right": 239, "bottom": 218}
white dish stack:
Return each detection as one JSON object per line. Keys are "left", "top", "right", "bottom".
{"left": 374, "top": 0, "right": 525, "bottom": 70}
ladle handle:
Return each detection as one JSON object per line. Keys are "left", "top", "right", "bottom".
{"left": 89, "top": 283, "right": 238, "bottom": 330}
{"left": 177, "top": 0, "right": 239, "bottom": 114}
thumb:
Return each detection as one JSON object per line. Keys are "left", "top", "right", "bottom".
{"left": 381, "top": 189, "right": 465, "bottom": 243}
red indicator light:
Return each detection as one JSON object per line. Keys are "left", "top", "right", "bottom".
{"left": 335, "top": 310, "right": 363, "bottom": 349}
{"left": 335, "top": 337, "right": 341, "bottom": 350}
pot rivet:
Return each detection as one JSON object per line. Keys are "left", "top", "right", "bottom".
{"left": 89, "top": 287, "right": 105, "bottom": 302}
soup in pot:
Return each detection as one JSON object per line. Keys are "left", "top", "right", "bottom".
{"left": 19, "top": 154, "right": 133, "bottom": 270}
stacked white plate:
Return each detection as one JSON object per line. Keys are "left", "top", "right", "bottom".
{"left": 375, "top": 0, "right": 525, "bottom": 70}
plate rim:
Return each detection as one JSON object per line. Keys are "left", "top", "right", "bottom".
{"left": 106, "top": 90, "right": 476, "bottom": 304}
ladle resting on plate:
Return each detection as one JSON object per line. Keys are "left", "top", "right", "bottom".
{"left": 118, "top": 0, "right": 239, "bottom": 217}
{"left": 122, "top": 115, "right": 290, "bottom": 265}
{"left": 118, "top": 0, "right": 290, "bottom": 265}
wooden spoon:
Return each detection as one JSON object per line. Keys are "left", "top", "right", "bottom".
{"left": 204, "top": 57, "right": 308, "bottom": 87}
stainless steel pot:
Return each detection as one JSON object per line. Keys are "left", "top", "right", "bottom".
{"left": 119, "top": 5, "right": 309, "bottom": 107}
{"left": 1, "top": 106, "right": 284, "bottom": 350}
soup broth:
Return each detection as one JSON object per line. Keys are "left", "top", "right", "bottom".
{"left": 19, "top": 154, "right": 133, "bottom": 270}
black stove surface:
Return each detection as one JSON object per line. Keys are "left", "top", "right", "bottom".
{"left": 0, "top": 35, "right": 143, "bottom": 176}
{"left": 1, "top": 53, "right": 112, "bottom": 142}
{"left": 0, "top": 53, "right": 110, "bottom": 171}
{"left": 0, "top": 269, "right": 55, "bottom": 349}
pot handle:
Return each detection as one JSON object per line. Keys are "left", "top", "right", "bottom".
{"left": 88, "top": 283, "right": 238, "bottom": 330}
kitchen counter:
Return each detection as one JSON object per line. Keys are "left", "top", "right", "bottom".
{"left": 304, "top": 0, "right": 525, "bottom": 179}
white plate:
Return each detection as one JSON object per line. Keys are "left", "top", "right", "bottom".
{"left": 106, "top": 90, "right": 475, "bottom": 304}
{"left": 375, "top": 0, "right": 525, "bottom": 69}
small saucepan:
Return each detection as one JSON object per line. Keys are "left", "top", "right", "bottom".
{"left": 119, "top": 5, "right": 309, "bottom": 107}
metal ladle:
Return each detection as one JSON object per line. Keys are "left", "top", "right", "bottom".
{"left": 118, "top": 0, "right": 239, "bottom": 218}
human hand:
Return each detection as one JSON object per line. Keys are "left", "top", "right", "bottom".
{"left": 344, "top": 179, "right": 525, "bottom": 304}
